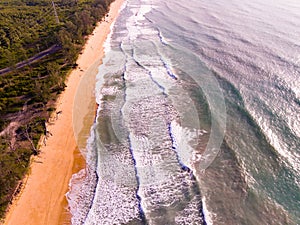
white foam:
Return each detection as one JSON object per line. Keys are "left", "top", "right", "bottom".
{"left": 66, "top": 124, "right": 99, "bottom": 224}
{"left": 158, "top": 29, "right": 169, "bottom": 45}
{"left": 202, "top": 197, "right": 215, "bottom": 225}
{"left": 84, "top": 179, "right": 141, "bottom": 225}
{"left": 136, "top": 4, "right": 152, "bottom": 20}
{"left": 66, "top": 167, "right": 98, "bottom": 225}
{"left": 175, "top": 196, "right": 205, "bottom": 224}
{"left": 95, "top": 50, "right": 126, "bottom": 109}
{"left": 118, "top": 0, "right": 128, "bottom": 13}
{"left": 103, "top": 18, "right": 117, "bottom": 54}
{"left": 170, "top": 120, "right": 200, "bottom": 168}
{"left": 101, "top": 86, "right": 118, "bottom": 95}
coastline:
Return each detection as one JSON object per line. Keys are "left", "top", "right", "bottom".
{"left": 3, "top": 0, "right": 124, "bottom": 224}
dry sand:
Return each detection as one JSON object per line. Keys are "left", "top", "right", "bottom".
{"left": 3, "top": 0, "right": 124, "bottom": 224}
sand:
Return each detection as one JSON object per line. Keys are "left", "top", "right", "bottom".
{"left": 3, "top": 0, "right": 125, "bottom": 224}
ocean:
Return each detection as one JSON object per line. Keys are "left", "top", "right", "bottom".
{"left": 67, "top": 0, "right": 300, "bottom": 224}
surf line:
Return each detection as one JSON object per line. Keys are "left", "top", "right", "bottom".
{"left": 127, "top": 134, "right": 147, "bottom": 224}
{"left": 168, "top": 123, "right": 207, "bottom": 224}
{"left": 120, "top": 68, "right": 147, "bottom": 223}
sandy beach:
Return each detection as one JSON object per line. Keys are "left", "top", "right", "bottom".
{"left": 3, "top": 0, "right": 124, "bottom": 224}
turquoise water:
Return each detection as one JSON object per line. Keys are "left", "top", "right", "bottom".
{"left": 67, "top": 0, "right": 300, "bottom": 224}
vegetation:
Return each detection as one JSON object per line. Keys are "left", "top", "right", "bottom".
{"left": 0, "top": 0, "right": 114, "bottom": 218}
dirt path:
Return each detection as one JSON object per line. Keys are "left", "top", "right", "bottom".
{"left": 0, "top": 45, "right": 61, "bottom": 76}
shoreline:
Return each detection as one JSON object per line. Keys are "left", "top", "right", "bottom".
{"left": 3, "top": 0, "right": 124, "bottom": 224}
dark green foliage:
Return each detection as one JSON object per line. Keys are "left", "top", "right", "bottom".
{"left": 0, "top": 137, "right": 31, "bottom": 218}
{"left": 0, "top": 0, "right": 114, "bottom": 218}
{"left": 0, "top": 0, "right": 112, "bottom": 68}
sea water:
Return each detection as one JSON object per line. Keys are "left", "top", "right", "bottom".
{"left": 67, "top": 0, "right": 300, "bottom": 224}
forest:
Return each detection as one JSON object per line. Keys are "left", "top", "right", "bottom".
{"left": 0, "top": 0, "right": 114, "bottom": 218}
